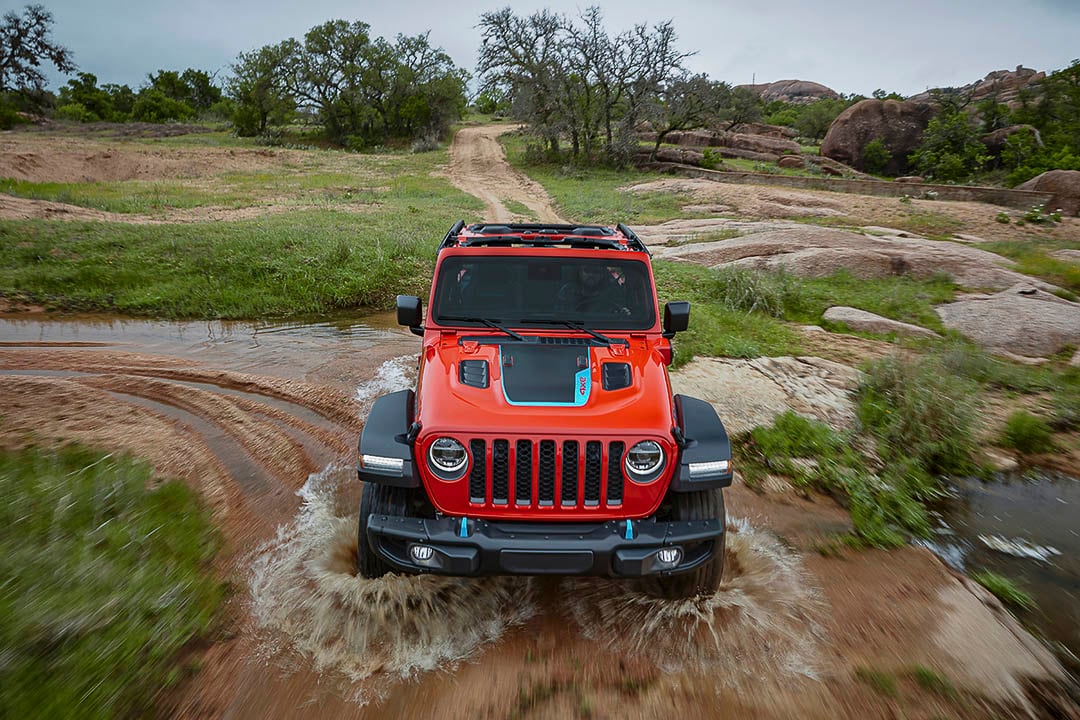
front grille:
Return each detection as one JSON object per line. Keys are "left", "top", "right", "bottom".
{"left": 467, "top": 438, "right": 630, "bottom": 510}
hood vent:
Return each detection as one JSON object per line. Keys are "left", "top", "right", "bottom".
{"left": 539, "top": 336, "right": 589, "bottom": 346}
{"left": 460, "top": 359, "right": 489, "bottom": 388}
{"left": 602, "top": 362, "right": 632, "bottom": 391}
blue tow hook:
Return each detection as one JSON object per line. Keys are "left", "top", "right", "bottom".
{"left": 459, "top": 517, "right": 469, "bottom": 538}
{"left": 624, "top": 518, "right": 634, "bottom": 540}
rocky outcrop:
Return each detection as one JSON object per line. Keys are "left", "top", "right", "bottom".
{"left": 670, "top": 356, "right": 861, "bottom": 434}
{"left": 935, "top": 283, "right": 1080, "bottom": 357}
{"left": 909, "top": 66, "right": 1045, "bottom": 111}
{"left": 778, "top": 156, "right": 805, "bottom": 169}
{"left": 651, "top": 220, "right": 1059, "bottom": 291}
{"left": 820, "top": 99, "right": 935, "bottom": 175}
{"left": 1017, "top": 170, "right": 1080, "bottom": 216}
{"left": 732, "top": 122, "right": 799, "bottom": 139}
{"left": 737, "top": 79, "right": 841, "bottom": 105}
{"left": 665, "top": 129, "right": 803, "bottom": 156}
{"left": 822, "top": 307, "right": 940, "bottom": 338}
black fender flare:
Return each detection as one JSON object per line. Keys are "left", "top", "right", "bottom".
{"left": 670, "top": 394, "right": 734, "bottom": 491}
{"left": 357, "top": 389, "right": 421, "bottom": 487}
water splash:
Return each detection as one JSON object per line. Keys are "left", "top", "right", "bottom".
{"left": 560, "top": 518, "right": 824, "bottom": 681}
{"left": 248, "top": 466, "right": 534, "bottom": 697}
{"left": 355, "top": 356, "right": 416, "bottom": 407}
{"left": 979, "top": 534, "right": 1062, "bottom": 562}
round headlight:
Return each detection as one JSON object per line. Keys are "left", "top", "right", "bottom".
{"left": 625, "top": 440, "right": 664, "bottom": 478}
{"left": 429, "top": 437, "right": 467, "bottom": 474}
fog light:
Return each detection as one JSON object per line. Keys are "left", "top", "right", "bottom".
{"left": 656, "top": 546, "right": 683, "bottom": 566}
{"left": 410, "top": 544, "right": 435, "bottom": 562}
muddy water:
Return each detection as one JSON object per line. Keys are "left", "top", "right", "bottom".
{"left": 926, "top": 472, "right": 1080, "bottom": 661}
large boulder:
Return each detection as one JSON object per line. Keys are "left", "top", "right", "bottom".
{"left": 911, "top": 66, "right": 1045, "bottom": 111}
{"left": 736, "top": 79, "right": 842, "bottom": 105}
{"left": 820, "top": 99, "right": 935, "bottom": 175}
{"left": 936, "top": 283, "right": 1080, "bottom": 358}
{"left": 822, "top": 306, "right": 940, "bottom": 338}
{"left": 1017, "top": 170, "right": 1080, "bottom": 216}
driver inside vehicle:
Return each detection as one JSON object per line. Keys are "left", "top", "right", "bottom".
{"left": 560, "top": 264, "right": 630, "bottom": 314}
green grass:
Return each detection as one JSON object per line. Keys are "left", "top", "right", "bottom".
{"left": 971, "top": 570, "right": 1036, "bottom": 611}
{"left": 855, "top": 667, "right": 899, "bottom": 698}
{"left": 1001, "top": 411, "right": 1055, "bottom": 454}
{"left": 502, "top": 198, "right": 539, "bottom": 220}
{"left": 653, "top": 260, "right": 801, "bottom": 366}
{"left": 499, "top": 131, "right": 706, "bottom": 224}
{"left": 981, "top": 238, "right": 1080, "bottom": 294}
{"left": 0, "top": 445, "right": 224, "bottom": 720}
{"left": 0, "top": 177, "right": 234, "bottom": 213}
{"left": 0, "top": 172, "right": 482, "bottom": 318}
{"left": 791, "top": 210, "right": 964, "bottom": 241}
{"left": 908, "top": 666, "right": 958, "bottom": 699}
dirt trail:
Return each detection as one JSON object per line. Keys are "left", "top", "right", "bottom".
{"left": 449, "top": 124, "right": 566, "bottom": 223}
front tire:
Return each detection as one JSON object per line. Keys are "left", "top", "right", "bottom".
{"left": 641, "top": 488, "right": 726, "bottom": 599}
{"left": 357, "top": 483, "right": 414, "bottom": 578}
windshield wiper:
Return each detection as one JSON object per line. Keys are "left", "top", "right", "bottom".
{"left": 438, "top": 315, "right": 525, "bottom": 341}
{"left": 520, "top": 319, "right": 627, "bottom": 346}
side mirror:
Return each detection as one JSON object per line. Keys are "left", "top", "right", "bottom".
{"left": 397, "top": 295, "right": 424, "bottom": 337}
{"left": 663, "top": 301, "right": 690, "bottom": 338}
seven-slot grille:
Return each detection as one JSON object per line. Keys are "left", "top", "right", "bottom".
{"left": 465, "top": 438, "right": 628, "bottom": 509}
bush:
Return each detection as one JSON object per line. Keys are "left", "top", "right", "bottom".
{"left": 0, "top": 445, "right": 224, "bottom": 720}
{"left": 862, "top": 137, "right": 892, "bottom": 175}
{"left": 131, "top": 89, "right": 195, "bottom": 123}
{"left": 708, "top": 266, "right": 799, "bottom": 318}
{"left": 908, "top": 107, "right": 989, "bottom": 182}
{"left": 857, "top": 354, "right": 978, "bottom": 476}
{"left": 53, "top": 102, "right": 95, "bottom": 123}
{"left": 1001, "top": 411, "right": 1054, "bottom": 454}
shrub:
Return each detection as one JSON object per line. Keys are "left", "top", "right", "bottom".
{"left": 131, "top": 88, "right": 196, "bottom": 123}
{"left": 971, "top": 570, "right": 1035, "bottom": 611}
{"left": 54, "top": 102, "right": 95, "bottom": 123}
{"left": 862, "top": 137, "right": 892, "bottom": 175}
{"left": 857, "top": 354, "right": 978, "bottom": 476}
{"left": 708, "top": 267, "right": 802, "bottom": 318}
{"left": 1001, "top": 411, "right": 1054, "bottom": 454}
{"left": 995, "top": 211, "right": 1010, "bottom": 224}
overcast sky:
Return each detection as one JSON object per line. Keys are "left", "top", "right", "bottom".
{"left": 36, "top": 0, "right": 1080, "bottom": 97}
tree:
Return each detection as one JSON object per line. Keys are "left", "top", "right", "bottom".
{"left": 649, "top": 74, "right": 723, "bottom": 157}
{"left": 229, "top": 42, "right": 296, "bottom": 136}
{"left": 0, "top": 4, "right": 74, "bottom": 95}
{"left": 718, "top": 86, "right": 763, "bottom": 130}
{"left": 145, "top": 68, "right": 222, "bottom": 112}
{"left": 908, "top": 107, "right": 988, "bottom": 182}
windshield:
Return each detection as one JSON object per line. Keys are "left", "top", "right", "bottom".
{"left": 432, "top": 256, "right": 655, "bottom": 330}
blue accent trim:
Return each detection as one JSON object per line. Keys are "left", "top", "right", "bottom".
{"left": 498, "top": 347, "right": 593, "bottom": 407}
{"left": 459, "top": 517, "right": 468, "bottom": 538}
{"left": 624, "top": 519, "right": 634, "bottom": 540}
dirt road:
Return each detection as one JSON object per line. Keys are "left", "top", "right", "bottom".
{"left": 448, "top": 124, "right": 567, "bottom": 223}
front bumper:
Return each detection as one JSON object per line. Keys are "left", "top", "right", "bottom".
{"left": 366, "top": 514, "right": 723, "bottom": 577}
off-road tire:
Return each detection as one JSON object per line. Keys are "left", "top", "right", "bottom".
{"left": 641, "top": 488, "right": 726, "bottom": 600}
{"left": 357, "top": 483, "right": 414, "bottom": 578}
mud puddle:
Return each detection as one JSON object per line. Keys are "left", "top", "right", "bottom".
{"left": 925, "top": 471, "right": 1080, "bottom": 661}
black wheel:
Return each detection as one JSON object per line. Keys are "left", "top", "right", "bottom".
{"left": 641, "top": 488, "right": 726, "bottom": 600}
{"left": 357, "top": 483, "right": 415, "bottom": 578}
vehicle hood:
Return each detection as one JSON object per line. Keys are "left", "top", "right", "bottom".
{"left": 416, "top": 333, "right": 675, "bottom": 437}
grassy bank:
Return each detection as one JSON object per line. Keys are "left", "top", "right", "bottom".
{"left": 0, "top": 173, "right": 481, "bottom": 318}
{"left": 0, "top": 445, "right": 224, "bottom": 720}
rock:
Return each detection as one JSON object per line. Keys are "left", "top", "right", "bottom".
{"left": 911, "top": 66, "right": 1045, "bottom": 112}
{"left": 736, "top": 79, "right": 842, "bottom": 105}
{"left": 1052, "top": 249, "right": 1080, "bottom": 262}
{"left": 664, "top": 129, "right": 802, "bottom": 156}
{"left": 821, "top": 99, "right": 935, "bottom": 175}
{"left": 822, "top": 306, "right": 940, "bottom": 338}
{"left": 1017, "top": 170, "right": 1080, "bottom": 216}
{"left": 648, "top": 147, "right": 705, "bottom": 166}
{"left": 653, "top": 220, "right": 1057, "bottom": 291}
{"left": 805, "top": 155, "right": 870, "bottom": 178}
{"left": 935, "top": 283, "right": 1080, "bottom": 357}
{"left": 1071, "top": 349, "right": 1080, "bottom": 368}
{"left": 670, "top": 356, "right": 861, "bottom": 435}
{"left": 895, "top": 176, "right": 925, "bottom": 183}
{"left": 732, "top": 122, "right": 799, "bottom": 139}
{"left": 983, "top": 448, "right": 1019, "bottom": 472}
{"left": 981, "top": 125, "right": 1042, "bottom": 156}
{"left": 778, "top": 155, "right": 805, "bottom": 169}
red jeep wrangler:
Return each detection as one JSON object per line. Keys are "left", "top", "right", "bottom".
{"left": 357, "top": 222, "right": 733, "bottom": 598}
